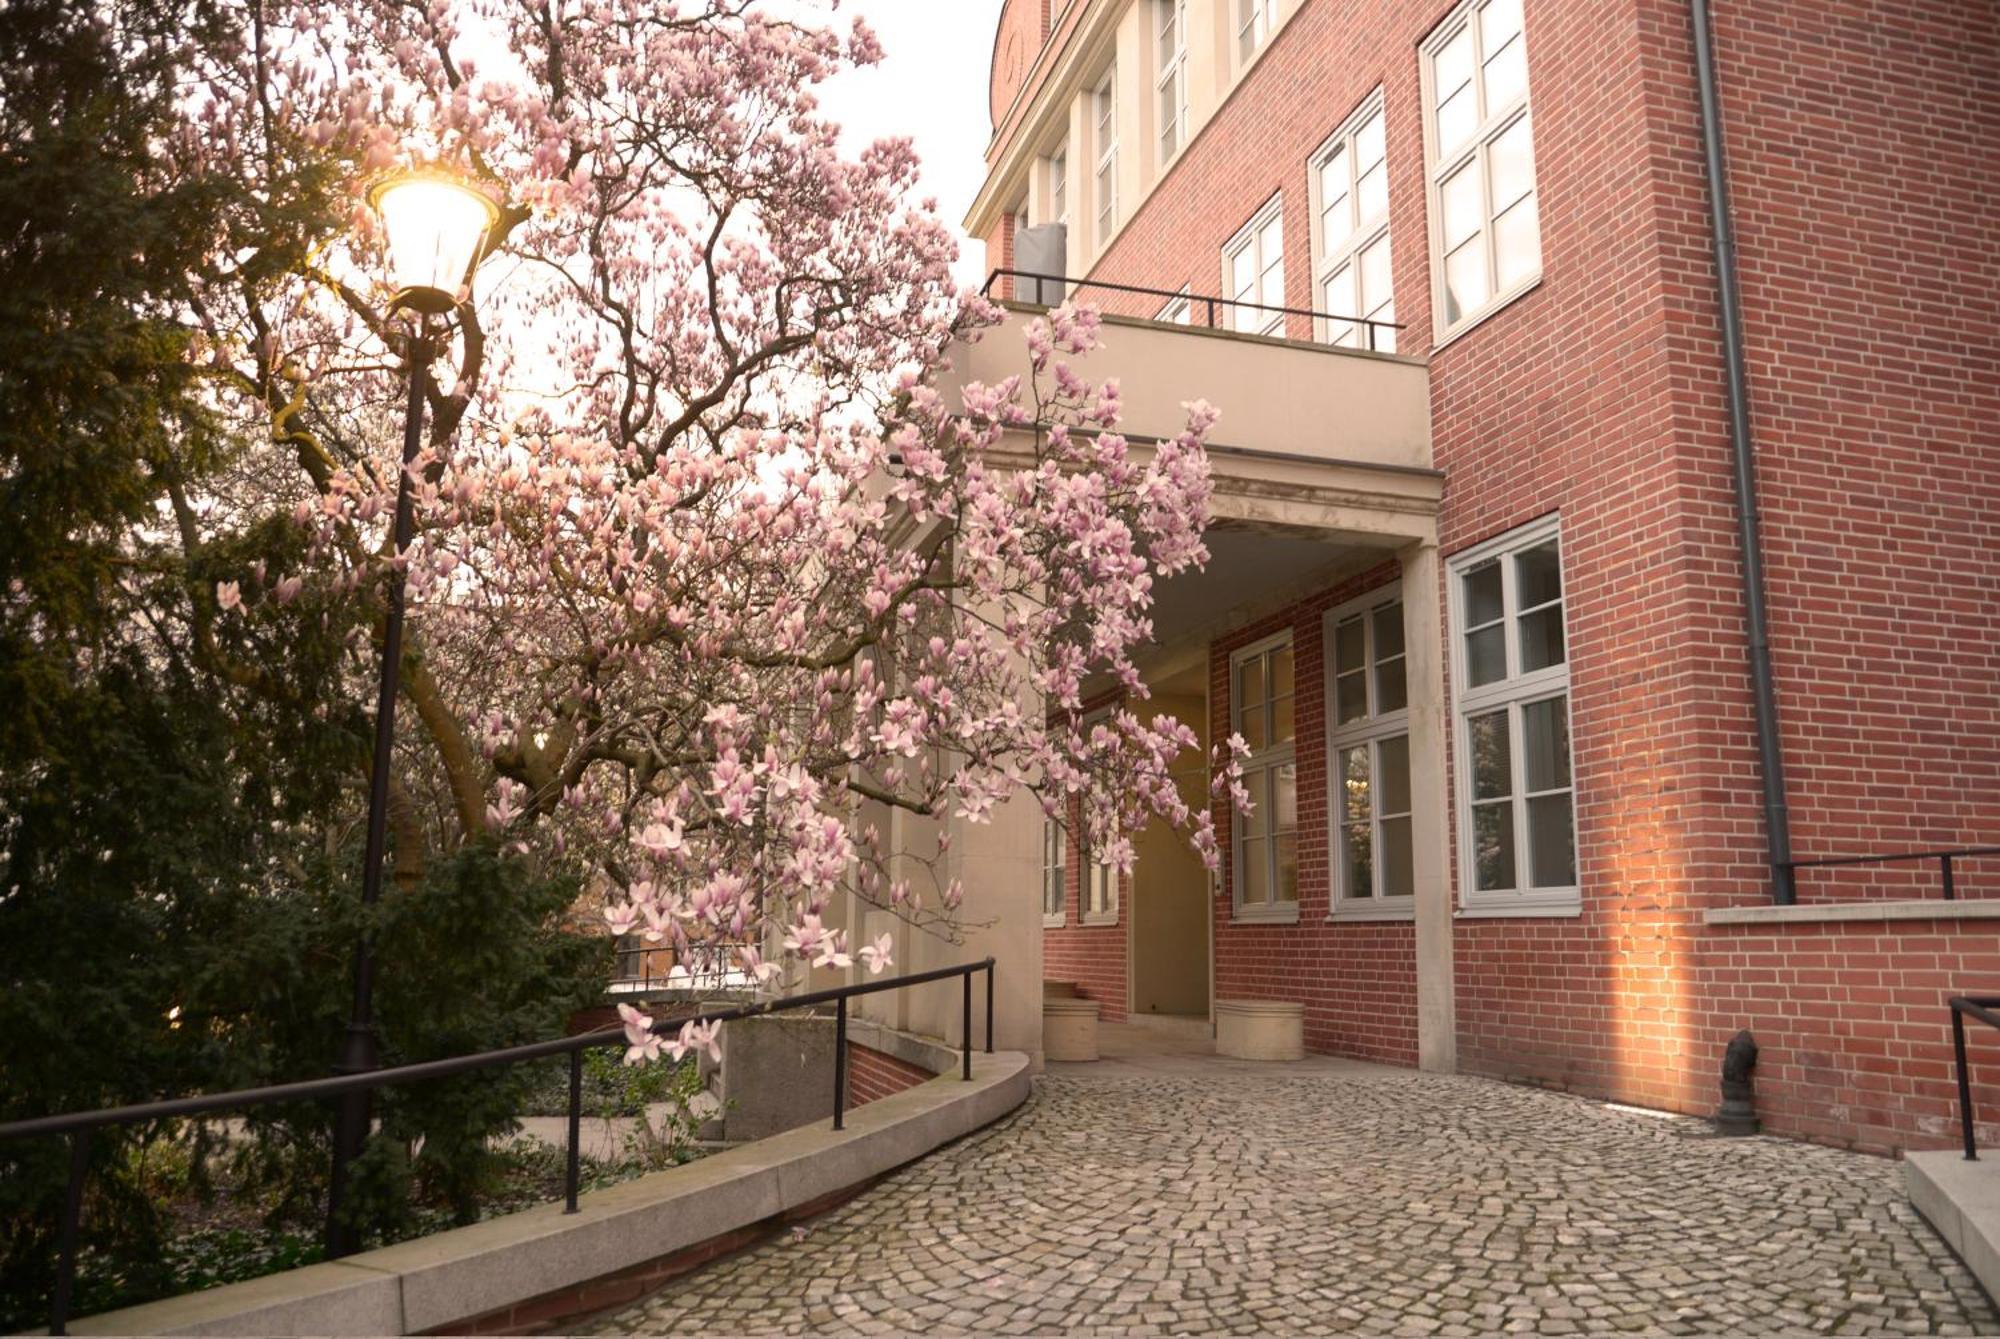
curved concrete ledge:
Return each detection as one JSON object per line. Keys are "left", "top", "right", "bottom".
{"left": 67, "top": 1049, "right": 1031, "bottom": 1336}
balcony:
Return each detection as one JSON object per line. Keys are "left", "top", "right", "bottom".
{"left": 951, "top": 271, "right": 1434, "bottom": 475}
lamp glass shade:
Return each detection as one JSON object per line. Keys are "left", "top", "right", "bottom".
{"left": 369, "top": 173, "right": 500, "bottom": 314}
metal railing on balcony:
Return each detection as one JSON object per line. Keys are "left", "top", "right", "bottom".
{"left": 981, "top": 267, "right": 1404, "bottom": 352}
{"left": 0, "top": 957, "right": 997, "bottom": 1335}
{"left": 1782, "top": 846, "right": 2000, "bottom": 902}
{"left": 610, "top": 936, "right": 758, "bottom": 994}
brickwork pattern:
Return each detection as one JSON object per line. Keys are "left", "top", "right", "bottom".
{"left": 593, "top": 1064, "right": 1997, "bottom": 1336}
{"left": 845, "top": 1043, "right": 934, "bottom": 1110}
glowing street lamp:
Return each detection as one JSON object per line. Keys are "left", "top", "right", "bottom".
{"left": 326, "top": 166, "right": 502, "bottom": 1260}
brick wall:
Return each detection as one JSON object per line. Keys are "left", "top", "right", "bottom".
{"left": 1042, "top": 856, "right": 1131, "bottom": 1021}
{"left": 1006, "top": 0, "right": 2000, "bottom": 1151}
{"left": 846, "top": 1041, "right": 935, "bottom": 1108}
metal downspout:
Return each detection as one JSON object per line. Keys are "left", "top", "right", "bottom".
{"left": 1690, "top": 0, "right": 1796, "bottom": 904}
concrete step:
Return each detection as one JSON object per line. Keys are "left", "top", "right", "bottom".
{"left": 1906, "top": 1149, "right": 2000, "bottom": 1302}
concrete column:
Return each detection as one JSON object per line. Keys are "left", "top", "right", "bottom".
{"left": 1401, "top": 538, "right": 1457, "bottom": 1073}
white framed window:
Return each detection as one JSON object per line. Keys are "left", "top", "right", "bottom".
{"left": 1325, "top": 589, "right": 1415, "bottom": 918}
{"left": 1093, "top": 69, "right": 1119, "bottom": 248}
{"left": 1448, "top": 515, "right": 1576, "bottom": 915}
{"left": 1422, "top": 0, "right": 1539, "bottom": 339}
{"left": 1156, "top": 284, "right": 1193, "bottom": 324}
{"left": 1311, "top": 90, "right": 1395, "bottom": 353}
{"left": 1083, "top": 848, "right": 1117, "bottom": 922}
{"left": 1224, "top": 196, "right": 1285, "bottom": 336}
{"left": 1047, "top": 143, "right": 1068, "bottom": 228}
{"left": 1155, "top": 0, "right": 1188, "bottom": 164}
{"left": 1230, "top": 633, "right": 1297, "bottom": 919}
{"left": 1236, "top": 0, "right": 1278, "bottom": 65}
{"left": 1042, "top": 817, "right": 1067, "bottom": 926}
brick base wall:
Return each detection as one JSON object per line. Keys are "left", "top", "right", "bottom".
{"left": 846, "top": 1041, "right": 934, "bottom": 1108}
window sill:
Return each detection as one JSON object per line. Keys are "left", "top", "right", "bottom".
{"left": 1431, "top": 273, "right": 1543, "bottom": 354}
{"left": 1042, "top": 915, "right": 1067, "bottom": 930}
{"left": 1080, "top": 913, "right": 1120, "bottom": 927}
{"left": 1231, "top": 904, "right": 1301, "bottom": 926}
{"left": 1457, "top": 896, "right": 1580, "bottom": 919}
{"left": 1328, "top": 904, "right": 1416, "bottom": 923}
{"left": 1704, "top": 899, "right": 2000, "bottom": 926}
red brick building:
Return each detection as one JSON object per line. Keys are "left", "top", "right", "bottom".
{"left": 958, "top": 0, "right": 2000, "bottom": 1153}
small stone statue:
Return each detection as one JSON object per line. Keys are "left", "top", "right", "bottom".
{"left": 1716, "top": 1028, "right": 1760, "bottom": 1136}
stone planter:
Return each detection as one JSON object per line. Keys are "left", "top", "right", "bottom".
{"left": 1043, "top": 996, "right": 1101, "bottom": 1061}
{"left": 1215, "top": 999, "right": 1304, "bottom": 1061}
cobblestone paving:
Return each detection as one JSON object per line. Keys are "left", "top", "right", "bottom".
{"left": 592, "top": 1063, "right": 1997, "bottom": 1336}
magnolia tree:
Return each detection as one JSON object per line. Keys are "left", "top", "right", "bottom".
{"left": 178, "top": 0, "right": 1240, "bottom": 1060}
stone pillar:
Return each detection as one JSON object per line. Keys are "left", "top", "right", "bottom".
{"left": 1401, "top": 539, "right": 1457, "bottom": 1073}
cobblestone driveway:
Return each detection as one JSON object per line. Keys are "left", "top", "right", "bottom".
{"left": 592, "top": 1050, "right": 1995, "bottom": 1336}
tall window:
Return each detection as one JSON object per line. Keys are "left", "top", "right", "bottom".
{"left": 1312, "top": 91, "right": 1394, "bottom": 353}
{"left": 1423, "top": 0, "right": 1539, "bottom": 337}
{"left": 1225, "top": 196, "right": 1285, "bottom": 336}
{"left": 1326, "top": 590, "right": 1413, "bottom": 914}
{"left": 1094, "top": 70, "right": 1118, "bottom": 248}
{"left": 1084, "top": 850, "right": 1117, "bottom": 922}
{"left": 1155, "top": 0, "right": 1188, "bottom": 164}
{"left": 1236, "top": 0, "right": 1278, "bottom": 64}
{"left": 1042, "top": 818, "right": 1067, "bottom": 925}
{"left": 1047, "top": 143, "right": 1068, "bottom": 228}
{"left": 1449, "top": 516, "right": 1576, "bottom": 914}
{"left": 1231, "top": 633, "right": 1297, "bottom": 918}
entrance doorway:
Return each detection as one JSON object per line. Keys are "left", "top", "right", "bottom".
{"left": 1128, "top": 662, "right": 1212, "bottom": 1023}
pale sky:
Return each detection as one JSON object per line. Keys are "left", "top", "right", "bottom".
{"left": 810, "top": 0, "right": 1008, "bottom": 291}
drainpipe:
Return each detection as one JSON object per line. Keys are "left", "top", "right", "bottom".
{"left": 1690, "top": 0, "right": 1795, "bottom": 904}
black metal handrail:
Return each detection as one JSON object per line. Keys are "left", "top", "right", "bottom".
{"left": 1950, "top": 995, "right": 2000, "bottom": 1159}
{"left": 0, "top": 956, "right": 997, "bottom": 1334}
{"left": 1783, "top": 846, "right": 2000, "bottom": 901}
{"left": 980, "top": 267, "right": 1404, "bottom": 351}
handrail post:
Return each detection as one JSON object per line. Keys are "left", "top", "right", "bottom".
{"left": 962, "top": 970, "right": 972, "bottom": 1081}
{"left": 832, "top": 996, "right": 849, "bottom": 1131}
{"left": 1943, "top": 853, "right": 1958, "bottom": 901}
{"left": 1955, "top": 1004, "right": 1979, "bottom": 1159}
{"left": 564, "top": 1048, "right": 584, "bottom": 1212}
{"left": 49, "top": 1129, "right": 88, "bottom": 1336}
{"left": 985, "top": 962, "right": 995, "bottom": 1055}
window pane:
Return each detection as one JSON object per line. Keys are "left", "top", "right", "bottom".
{"left": 1276, "top": 831, "right": 1298, "bottom": 902}
{"left": 1360, "top": 234, "right": 1393, "bottom": 310}
{"left": 1493, "top": 192, "right": 1541, "bottom": 291}
{"left": 1376, "top": 656, "right": 1408, "bottom": 712}
{"left": 1242, "top": 774, "right": 1266, "bottom": 837}
{"left": 1468, "top": 709, "right": 1512, "bottom": 800}
{"left": 1342, "top": 823, "right": 1374, "bottom": 899}
{"left": 1340, "top": 745, "right": 1371, "bottom": 823}
{"left": 1272, "top": 691, "right": 1295, "bottom": 745}
{"left": 1356, "top": 110, "right": 1386, "bottom": 171}
{"left": 1466, "top": 624, "right": 1506, "bottom": 686}
{"left": 1514, "top": 538, "right": 1560, "bottom": 607}
{"left": 1379, "top": 734, "right": 1411, "bottom": 815}
{"left": 1335, "top": 616, "right": 1365, "bottom": 672}
{"left": 1445, "top": 237, "right": 1488, "bottom": 325}
{"left": 1521, "top": 696, "right": 1571, "bottom": 792}
{"left": 1324, "top": 268, "right": 1357, "bottom": 345}
{"left": 1518, "top": 604, "right": 1564, "bottom": 672}
{"left": 1380, "top": 815, "right": 1414, "bottom": 898}
{"left": 1463, "top": 559, "right": 1503, "bottom": 625}
{"left": 1489, "top": 114, "right": 1535, "bottom": 213}
{"left": 1473, "top": 801, "right": 1516, "bottom": 891}
{"left": 1527, "top": 793, "right": 1576, "bottom": 889}
{"left": 1480, "top": 0, "right": 1525, "bottom": 50}
{"left": 1271, "top": 644, "right": 1294, "bottom": 698}
{"left": 1276, "top": 761, "right": 1297, "bottom": 832}
{"left": 1483, "top": 34, "right": 1528, "bottom": 112}
{"left": 1436, "top": 86, "right": 1476, "bottom": 159}
{"left": 1373, "top": 602, "right": 1405, "bottom": 659}
{"left": 1243, "top": 841, "right": 1268, "bottom": 904}
{"left": 1357, "top": 160, "right": 1388, "bottom": 224}
{"left": 1337, "top": 671, "right": 1369, "bottom": 725}
{"left": 1238, "top": 656, "right": 1264, "bottom": 712}
{"left": 1434, "top": 29, "right": 1473, "bottom": 103}
{"left": 1321, "top": 150, "right": 1351, "bottom": 249}
{"left": 1441, "top": 160, "right": 1483, "bottom": 250}
{"left": 1232, "top": 245, "right": 1257, "bottom": 302}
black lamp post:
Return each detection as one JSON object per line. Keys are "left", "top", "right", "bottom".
{"left": 325, "top": 168, "right": 501, "bottom": 1259}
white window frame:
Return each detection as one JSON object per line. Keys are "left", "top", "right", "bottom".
{"left": 1155, "top": 0, "right": 1188, "bottom": 166}
{"left": 1447, "top": 514, "right": 1578, "bottom": 917}
{"left": 1229, "top": 631, "right": 1298, "bottom": 922}
{"left": 1324, "top": 587, "right": 1416, "bottom": 920}
{"left": 1156, "top": 284, "right": 1193, "bottom": 324}
{"left": 1235, "top": 0, "right": 1279, "bottom": 66}
{"left": 1223, "top": 195, "right": 1285, "bottom": 336}
{"left": 1310, "top": 89, "right": 1395, "bottom": 353}
{"left": 1421, "top": 0, "right": 1540, "bottom": 343}
{"left": 1047, "top": 142, "right": 1068, "bottom": 229}
{"left": 1093, "top": 68, "right": 1119, "bottom": 249}
{"left": 1042, "top": 816, "right": 1068, "bottom": 927}
{"left": 1079, "top": 710, "right": 1120, "bottom": 924}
